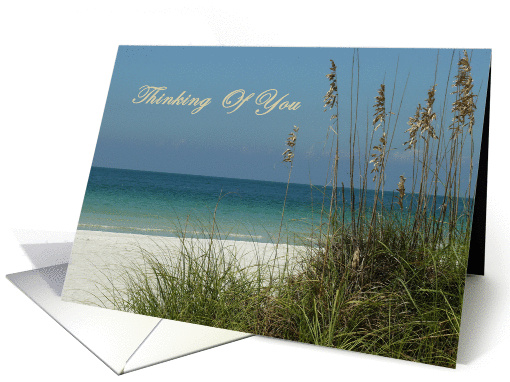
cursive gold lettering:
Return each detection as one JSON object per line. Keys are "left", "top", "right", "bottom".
{"left": 132, "top": 85, "right": 211, "bottom": 114}
{"left": 222, "top": 89, "right": 255, "bottom": 114}
{"left": 255, "top": 89, "right": 289, "bottom": 116}
{"left": 132, "top": 85, "right": 168, "bottom": 104}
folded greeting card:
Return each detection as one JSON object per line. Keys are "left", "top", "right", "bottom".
{"left": 60, "top": 46, "right": 491, "bottom": 368}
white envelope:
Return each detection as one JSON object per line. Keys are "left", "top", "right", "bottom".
{"left": 7, "top": 239, "right": 251, "bottom": 375}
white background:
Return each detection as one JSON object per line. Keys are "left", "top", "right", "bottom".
{"left": 1, "top": 1, "right": 508, "bottom": 380}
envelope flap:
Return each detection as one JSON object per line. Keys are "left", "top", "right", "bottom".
{"left": 123, "top": 319, "right": 251, "bottom": 373}
{"left": 7, "top": 265, "right": 161, "bottom": 374}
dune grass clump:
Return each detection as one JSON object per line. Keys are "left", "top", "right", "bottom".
{"left": 94, "top": 49, "right": 482, "bottom": 368}
{"left": 104, "top": 237, "right": 267, "bottom": 330}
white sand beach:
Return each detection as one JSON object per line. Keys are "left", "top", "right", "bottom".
{"left": 61, "top": 230, "right": 305, "bottom": 308}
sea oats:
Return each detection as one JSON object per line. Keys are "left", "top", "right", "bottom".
{"left": 324, "top": 60, "right": 338, "bottom": 110}
{"left": 282, "top": 153, "right": 294, "bottom": 163}
{"left": 397, "top": 175, "right": 406, "bottom": 209}
{"left": 282, "top": 126, "right": 299, "bottom": 163}
{"left": 286, "top": 132, "right": 297, "bottom": 147}
{"left": 370, "top": 132, "right": 387, "bottom": 181}
{"left": 351, "top": 247, "right": 361, "bottom": 270}
{"left": 278, "top": 125, "right": 299, "bottom": 250}
{"left": 405, "top": 84, "right": 438, "bottom": 150}
{"left": 405, "top": 105, "right": 421, "bottom": 150}
{"left": 421, "top": 85, "right": 438, "bottom": 139}
{"left": 323, "top": 59, "right": 341, "bottom": 227}
{"left": 373, "top": 84, "right": 386, "bottom": 131}
{"left": 370, "top": 84, "right": 388, "bottom": 180}
{"left": 371, "top": 133, "right": 386, "bottom": 164}
{"left": 451, "top": 50, "right": 477, "bottom": 136}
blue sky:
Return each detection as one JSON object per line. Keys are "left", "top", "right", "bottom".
{"left": 92, "top": 46, "right": 491, "bottom": 192}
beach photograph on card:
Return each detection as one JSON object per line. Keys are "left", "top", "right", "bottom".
{"left": 61, "top": 46, "right": 491, "bottom": 367}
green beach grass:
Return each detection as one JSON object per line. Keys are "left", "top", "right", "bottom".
{"left": 90, "top": 50, "right": 480, "bottom": 368}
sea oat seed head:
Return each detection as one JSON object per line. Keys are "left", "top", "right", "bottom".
{"left": 451, "top": 50, "right": 477, "bottom": 136}
{"left": 420, "top": 85, "right": 438, "bottom": 140}
{"left": 351, "top": 247, "right": 361, "bottom": 270}
{"left": 283, "top": 126, "right": 299, "bottom": 163}
{"left": 372, "top": 84, "right": 386, "bottom": 131}
{"left": 397, "top": 175, "right": 406, "bottom": 209}
{"left": 324, "top": 60, "right": 338, "bottom": 111}
{"left": 405, "top": 104, "right": 421, "bottom": 150}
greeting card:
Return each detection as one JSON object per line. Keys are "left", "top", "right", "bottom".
{"left": 60, "top": 46, "right": 491, "bottom": 368}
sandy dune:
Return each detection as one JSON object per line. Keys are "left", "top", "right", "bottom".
{"left": 61, "top": 230, "right": 304, "bottom": 308}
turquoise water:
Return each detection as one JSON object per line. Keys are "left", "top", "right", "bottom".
{"left": 79, "top": 167, "right": 321, "bottom": 244}
{"left": 78, "top": 167, "right": 466, "bottom": 244}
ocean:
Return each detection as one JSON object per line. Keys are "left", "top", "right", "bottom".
{"left": 78, "top": 167, "right": 466, "bottom": 245}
